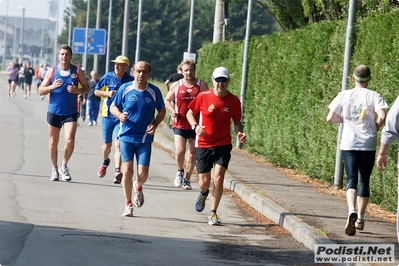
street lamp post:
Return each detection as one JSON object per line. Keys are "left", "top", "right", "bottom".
{"left": 1, "top": 0, "right": 9, "bottom": 63}
{"left": 41, "top": 20, "right": 52, "bottom": 62}
{"left": 18, "top": 6, "right": 32, "bottom": 59}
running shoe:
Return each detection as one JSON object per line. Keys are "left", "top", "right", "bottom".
{"left": 59, "top": 165, "right": 72, "bottom": 182}
{"left": 88, "top": 122, "right": 93, "bottom": 126}
{"left": 344, "top": 212, "right": 357, "bottom": 236}
{"left": 355, "top": 219, "right": 365, "bottom": 230}
{"left": 183, "top": 179, "right": 192, "bottom": 190}
{"left": 113, "top": 170, "right": 123, "bottom": 184}
{"left": 195, "top": 189, "right": 209, "bottom": 212}
{"left": 50, "top": 168, "right": 59, "bottom": 181}
{"left": 208, "top": 212, "right": 221, "bottom": 225}
{"left": 174, "top": 170, "right": 183, "bottom": 187}
{"left": 133, "top": 181, "right": 144, "bottom": 208}
{"left": 97, "top": 159, "right": 110, "bottom": 178}
{"left": 93, "top": 121, "right": 97, "bottom": 126}
{"left": 122, "top": 204, "right": 134, "bottom": 217}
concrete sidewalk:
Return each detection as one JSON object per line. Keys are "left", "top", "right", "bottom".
{"left": 154, "top": 122, "right": 398, "bottom": 263}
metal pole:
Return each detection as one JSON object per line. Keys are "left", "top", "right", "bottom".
{"left": 40, "top": 21, "right": 49, "bottom": 61}
{"left": 187, "top": 0, "right": 194, "bottom": 54}
{"left": 19, "top": 7, "right": 25, "bottom": 58}
{"left": 93, "top": 0, "right": 101, "bottom": 71}
{"left": 212, "top": 0, "right": 223, "bottom": 43}
{"left": 237, "top": 0, "right": 253, "bottom": 149}
{"left": 333, "top": 0, "right": 357, "bottom": 190}
{"left": 83, "top": 0, "right": 90, "bottom": 71}
{"left": 68, "top": 0, "right": 72, "bottom": 46}
{"left": 53, "top": 0, "right": 59, "bottom": 67}
{"left": 105, "top": 0, "right": 112, "bottom": 73}
{"left": 121, "top": 0, "right": 129, "bottom": 56}
{"left": 135, "top": 0, "right": 142, "bottom": 62}
{"left": 3, "top": 0, "right": 8, "bottom": 63}
{"left": 13, "top": 17, "right": 17, "bottom": 56}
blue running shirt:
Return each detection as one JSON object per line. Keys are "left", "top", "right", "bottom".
{"left": 112, "top": 82, "right": 165, "bottom": 144}
{"left": 95, "top": 72, "right": 134, "bottom": 118}
{"left": 48, "top": 65, "right": 79, "bottom": 116}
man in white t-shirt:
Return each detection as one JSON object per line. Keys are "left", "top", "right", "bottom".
{"left": 327, "top": 64, "right": 387, "bottom": 236}
{"left": 376, "top": 95, "right": 399, "bottom": 243}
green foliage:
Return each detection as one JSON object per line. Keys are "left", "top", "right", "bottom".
{"left": 197, "top": 10, "right": 399, "bottom": 213}
{"left": 57, "top": 0, "right": 278, "bottom": 80}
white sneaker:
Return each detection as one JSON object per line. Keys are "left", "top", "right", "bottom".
{"left": 93, "top": 121, "right": 97, "bottom": 126}
{"left": 208, "top": 212, "right": 221, "bottom": 225}
{"left": 122, "top": 204, "right": 133, "bottom": 217}
{"left": 50, "top": 168, "right": 59, "bottom": 181}
{"left": 355, "top": 219, "right": 365, "bottom": 230}
{"left": 133, "top": 181, "right": 144, "bottom": 208}
{"left": 58, "top": 165, "right": 72, "bottom": 181}
{"left": 174, "top": 170, "right": 183, "bottom": 187}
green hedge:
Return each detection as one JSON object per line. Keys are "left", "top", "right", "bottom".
{"left": 196, "top": 10, "right": 399, "bottom": 213}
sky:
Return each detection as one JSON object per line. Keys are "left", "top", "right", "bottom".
{"left": 0, "top": 0, "right": 68, "bottom": 31}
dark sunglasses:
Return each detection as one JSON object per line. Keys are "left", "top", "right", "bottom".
{"left": 214, "top": 77, "right": 228, "bottom": 83}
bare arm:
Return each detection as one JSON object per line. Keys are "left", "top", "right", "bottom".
{"left": 38, "top": 68, "right": 62, "bottom": 96}
{"left": 200, "top": 80, "right": 209, "bottom": 91}
{"left": 164, "top": 82, "right": 177, "bottom": 117}
{"left": 233, "top": 121, "right": 246, "bottom": 143}
{"left": 110, "top": 103, "right": 125, "bottom": 122}
{"left": 375, "top": 108, "right": 386, "bottom": 131}
{"left": 76, "top": 69, "right": 90, "bottom": 94}
{"left": 165, "top": 79, "right": 171, "bottom": 91}
{"left": 94, "top": 87, "right": 117, "bottom": 98}
{"left": 146, "top": 108, "right": 166, "bottom": 135}
{"left": 326, "top": 110, "right": 343, "bottom": 124}
{"left": 376, "top": 142, "right": 390, "bottom": 171}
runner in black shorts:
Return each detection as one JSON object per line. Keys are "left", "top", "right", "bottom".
{"left": 47, "top": 112, "right": 79, "bottom": 128}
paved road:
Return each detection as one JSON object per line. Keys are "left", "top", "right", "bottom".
{"left": 0, "top": 84, "right": 317, "bottom": 265}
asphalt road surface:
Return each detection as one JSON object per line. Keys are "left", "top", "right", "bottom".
{"left": 0, "top": 84, "right": 318, "bottom": 266}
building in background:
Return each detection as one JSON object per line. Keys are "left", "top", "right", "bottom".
{"left": 0, "top": 16, "right": 56, "bottom": 66}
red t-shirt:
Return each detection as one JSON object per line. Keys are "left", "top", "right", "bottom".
{"left": 188, "top": 89, "right": 242, "bottom": 148}
{"left": 173, "top": 79, "right": 202, "bottom": 130}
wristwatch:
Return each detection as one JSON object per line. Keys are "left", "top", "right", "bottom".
{"left": 192, "top": 124, "right": 198, "bottom": 130}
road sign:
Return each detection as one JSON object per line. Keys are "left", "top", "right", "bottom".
{"left": 72, "top": 28, "right": 106, "bottom": 55}
{"left": 183, "top": 52, "right": 196, "bottom": 62}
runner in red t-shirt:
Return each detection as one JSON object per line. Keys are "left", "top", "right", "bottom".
{"left": 186, "top": 66, "right": 246, "bottom": 225}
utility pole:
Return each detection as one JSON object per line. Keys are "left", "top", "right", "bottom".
{"left": 82, "top": 0, "right": 90, "bottom": 71}
{"left": 121, "top": 0, "right": 129, "bottom": 56}
{"left": 19, "top": 7, "right": 26, "bottom": 58}
{"left": 237, "top": 0, "right": 254, "bottom": 149}
{"left": 333, "top": 0, "right": 357, "bottom": 190}
{"left": 213, "top": 0, "right": 223, "bottom": 43}
{"left": 93, "top": 0, "right": 101, "bottom": 71}
{"left": 3, "top": 0, "right": 9, "bottom": 63}
{"left": 135, "top": 0, "right": 142, "bottom": 62}
{"left": 105, "top": 0, "right": 112, "bottom": 72}
{"left": 187, "top": 0, "right": 194, "bottom": 53}
{"left": 68, "top": 0, "right": 72, "bottom": 47}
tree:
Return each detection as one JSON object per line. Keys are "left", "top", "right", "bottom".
{"left": 57, "top": 0, "right": 278, "bottom": 79}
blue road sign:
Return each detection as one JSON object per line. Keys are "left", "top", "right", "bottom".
{"left": 72, "top": 28, "right": 106, "bottom": 55}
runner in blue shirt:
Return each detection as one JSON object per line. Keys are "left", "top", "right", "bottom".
{"left": 39, "top": 44, "right": 90, "bottom": 182}
{"left": 94, "top": 55, "right": 134, "bottom": 184}
{"left": 110, "top": 61, "right": 166, "bottom": 217}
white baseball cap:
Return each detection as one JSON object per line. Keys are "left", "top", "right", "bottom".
{"left": 212, "top": 67, "right": 229, "bottom": 79}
